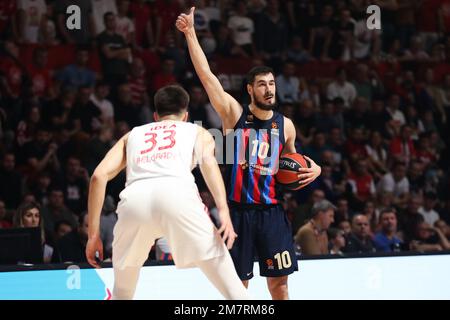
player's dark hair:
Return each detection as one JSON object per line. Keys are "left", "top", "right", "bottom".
{"left": 246, "top": 66, "right": 274, "bottom": 85}
{"left": 154, "top": 85, "right": 190, "bottom": 117}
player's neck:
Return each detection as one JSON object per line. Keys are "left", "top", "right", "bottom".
{"left": 248, "top": 104, "right": 273, "bottom": 121}
{"left": 159, "top": 115, "right": 184, "bottom": 122}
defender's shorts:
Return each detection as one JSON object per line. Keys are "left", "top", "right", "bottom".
{"left": 113, "top": 178, "right": 226, "bottom": 270}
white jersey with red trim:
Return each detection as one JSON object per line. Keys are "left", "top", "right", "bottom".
{"left": 125, "top": 120, "right": 198, "bottom": 187}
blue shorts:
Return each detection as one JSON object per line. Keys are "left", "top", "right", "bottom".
{"left": 229, "top": 204, "right": 298, "bottom": 280}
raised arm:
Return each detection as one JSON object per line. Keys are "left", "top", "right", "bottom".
{"left": 194, "top": 126, "right": 237, "bottom": 249}
{"left": 86, "top": 132, "right": 128, "bottom": 267}
{"left": 176, "top": 7, "right": 241, "bottom": 129}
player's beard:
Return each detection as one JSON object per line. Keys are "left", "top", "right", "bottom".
{"left": 253, "top": 93, "right": 277, "bottom": 111}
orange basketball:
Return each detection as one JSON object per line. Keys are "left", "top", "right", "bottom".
{"left": 275, "top": 153, "right": 311, "bottom": 190}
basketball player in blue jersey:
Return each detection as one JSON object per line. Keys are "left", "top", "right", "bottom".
{"left": 177, "top": 8, "right": 321, "bottom": 299}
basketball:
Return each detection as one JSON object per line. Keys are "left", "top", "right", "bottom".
{"left": 275, "top": 153, "right": 311, "bottom": 190}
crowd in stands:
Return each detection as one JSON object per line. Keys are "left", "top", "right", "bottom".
{"left": 0, "top": 0, "right": 449, "bottom": 265}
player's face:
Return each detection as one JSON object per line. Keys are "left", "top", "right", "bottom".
{"left": 249, "top": 73, "right": 276, "bottom": 111}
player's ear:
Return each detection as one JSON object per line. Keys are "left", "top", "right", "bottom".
{"left": 246, "top": 84, "right": 252, "bottom": 96}
{"left": 153, "top": 112, "right": 159, "bottom": 121}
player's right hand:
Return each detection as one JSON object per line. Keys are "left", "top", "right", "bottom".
{"left": 86, "top": 235, "right": 104, "bottom": 269}
{"left": 175, "top": 7, "right": 195, "bottom": 33}
{"left": 217, "top": 208, "right": 238, "bottom": 250}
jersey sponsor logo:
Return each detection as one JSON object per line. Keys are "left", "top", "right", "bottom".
{"left": 266, "top": 259, "right": 275, "bottom": 270}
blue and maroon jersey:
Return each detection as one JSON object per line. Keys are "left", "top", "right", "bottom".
{"left": 225, "top": 105, "right": 285, "bottom": 205}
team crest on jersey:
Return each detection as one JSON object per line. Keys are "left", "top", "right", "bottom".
{"left": 266, "top": 259, "right": 274, "bottom": 270}
{"left": 239, "top": 160, "right": 249, "bottom": 170}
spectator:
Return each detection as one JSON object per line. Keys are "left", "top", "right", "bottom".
{"left": 385, "top": 94, "right": 406, "bottom": 136}
{"left": 227, "top": 1, "right": 255, "bottom": 56}
{"left": 17, "top": 0, "right": 47, "bottom": 44}
{"left": 254, "top": 0, "right": 288, "bottom": 63}
{"left": 338, "top": 219, "right": 351, "bottom": 236}
{"left": 328, "top": 227, "right": 346, "bottom": 255}
{"left": 345, "top": 127, "right": 368, "bottom": 162}
{"left": 409, "top": 221, "right": 450, "bottom": 251}
{"left": 367, "top": 98, "right": 391, "bottom": 136}
{"left": 373, "top": 208, "right": 403, "bottom": 252}
{"left": 52, "top": 212, "right": 88, "bottom": 263}
{"left": 434, "top": 220, "right": 450, "bottom": 240}
{"left": 415, "top": 132, "right": 439, "bottom": 169}
{"left": 13, "top": 201, "right": 53, "bottom": 263}
{"left": 365, "top": 130, "right": 388, "bottom": 179}
{"left": 53, "top": 219, "right": 73, "bottom": 241}
{"left": 26, "top": 46, "right": 54, "bottom": 99}
{"left": 89, "top": 81, "right": 114, "bottom": 128}
{"left": 286, "top": 36, "right": 312, "bottom": 64}
{"left": 40, "top": 188, "right": 77, "bottom": 237}
{"left": 0, "top": 1, "right": 18, "bottom": 40}
{"left": 294, "top": 199, "right": 336, "bottom": 256}
{"left": 151, "top": 57, "right": 177, "bottom": 92}
{"left": 113, "top": 82, "right": 142, "bottom": 128}
{"left": 303, "top": 131, "right": 328, "bottom": 162}
{"left": 0, "top": 199, "right": 12, "bottom": 228}
{"left": 92, "top": 0, "right": 117, "bottom": 36}
{"left": 129, "top": 0, "right": 154, "bottom": 49}
{"left": 71, "top": 85, "right": 102, "bottom": 134}
{"left": 388, "top": 125, "right": 416, "bottom": 165}
{"left": 0, "top": 40, "right": 26, "bottom": 122}
{"left": 56, "top": 156, "right": 89, "bottom": 216}
{"left": 308, "top": 4, "right": 333, "bottom": 60}
{"left": 15, "top": 105, "right": 41, "bottom": 148}
{"left": 31, "top": 171, "right": 51, "bottom": 207}
{"left": 154, "top": 0, "right": 182, "bottom": 49}
{"left": 330, "top": 8, "right": 354, "bottom": 61}
{"left": 362, "top": 201, "right": 379, "bottom": 234}
{"left": 344, "top": 96, "right": 370, "bottom": 131}
{"left": 82, "top": 126, "right": 113, "bottom": 175}
{"left": 55, "top": 0, "right": 93, "bottom": 45}
{"left": 97, "top": 12, "right": 131, "bottom": 88}
{"left": 377, "top": 161, "right": 410, "bottom": 207}
{"left": 402, "top": 36, "right": 430, "bottom": 61}
{"left": 408, "top": 160, "right": 426, "bottom": 194}
{"left": 188, "top": 85, "right": 209, "bottom": 126}
{"left": 346, "top": 158, "right": 376, "bottom": 204}
{"left": 334, "top": 197, "right": 352, "bottom": 225}
{"left": 128, "top": 57, "right": 150, "bottom": 123}
{"left": 0, "top": 153, "right": 24, "bottom": 209}
{"left": 292, "top": 189, "right": 325, "bottom": 235}
{"left": 352, "top": 6, "right": 381, "bottom": 60}
{"left": 343, "top": 214, "right": 377, "bottom": 254}
{"left": 326, "top": 67, "right": 357, "bottom": 109}
{"left": 418, "top": 191, "right": 440, "bottom": 226}
{"left": 275, "top": 61, "right": 299, "bottom": 104}
{"left": 115, "top": 0, "right": 135, "bottom": 47}
{"left": 56, "top": 47, "right": 96, "bottom": 90}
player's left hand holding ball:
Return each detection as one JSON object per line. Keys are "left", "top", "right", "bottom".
{"left": 297, "top": 156, "right": 321, "bottom": 187}
{"left": 86, "top": 235, "right": 104, "bottom": 268}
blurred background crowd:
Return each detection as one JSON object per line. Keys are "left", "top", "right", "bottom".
{"left": 0, "top": 0, "right": 449, "bottom": 265}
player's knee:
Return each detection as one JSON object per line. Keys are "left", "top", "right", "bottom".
{"left": 267, "top": 277, "right": 288, "bottom": 292}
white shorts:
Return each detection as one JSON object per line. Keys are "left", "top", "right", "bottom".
{"left": 112, "top": 178, "right": 226, "bottom": 270}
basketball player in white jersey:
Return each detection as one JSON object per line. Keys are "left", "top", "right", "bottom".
{"left": 86, "top": 85, "right": 251, "bottom": 300}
